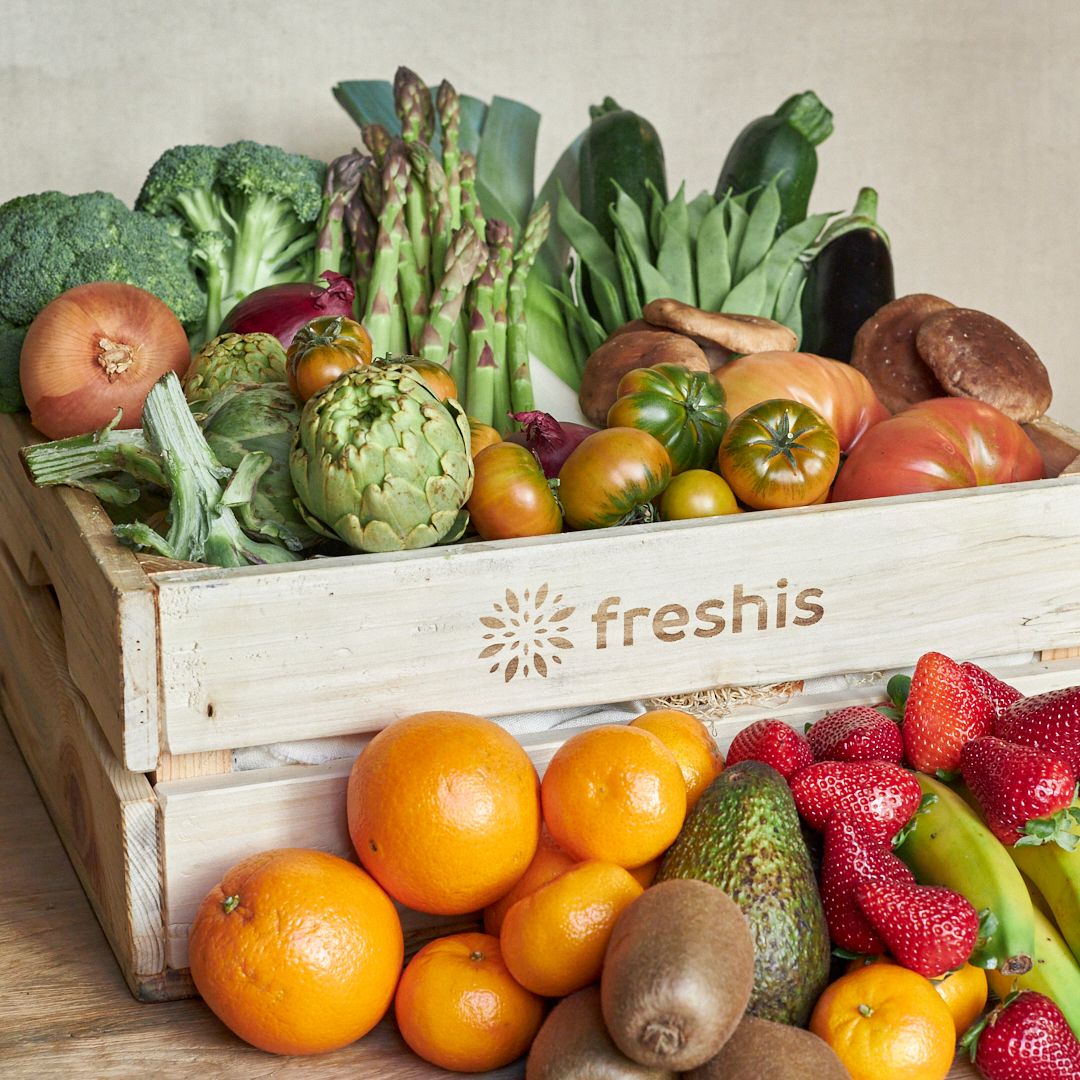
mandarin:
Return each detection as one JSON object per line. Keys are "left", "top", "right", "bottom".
{"left": 395, "top": 932, "right": 543, "bottom": 1072}
{"left": 500, "top": 860, "right": 643, "bottom": 998}
{"left": 188, "top": 848, "right": 403, "bottom": 1056}
{"left": 483, "top": 827, "right": 576, "bottom": 936}
{"left": 541, "top": 724, "right": 686, "bottom": 868}
{"left": 629, "top": 708, "right": 724, "bottom": 808}
{"left": 810, "top": 964, "right": 955, "bottom": 1080}
{"left": 347, "top": 711, "right": 541, "bottom": 915}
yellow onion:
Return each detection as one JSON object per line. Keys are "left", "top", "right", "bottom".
{"left": 20, "top": 281, "right": 190, "bottom": 438}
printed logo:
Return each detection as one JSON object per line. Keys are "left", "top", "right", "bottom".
{"left": 478, "top": 584, "right": 575, "bottom": 683}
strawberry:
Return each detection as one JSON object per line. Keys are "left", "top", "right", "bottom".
{"left": 806, "top": 705, "right": 904, "bottom": 764}
{"left": 819, "top": 814, "right": 915, "bottom": 953}
{"left": 789, "top": 760, "right": 923, "bottom": 842}
{"left": 995, "top": 685, "right": 1080, "bottom": 774}
{"left": 903, "top": 651, "right": 995, "bottom": 773}
{"left": 961, "top": 990, "right": 1080, "bottom": 1080}
{"left": 959, "top": 735, "right": 1078, "bottom": 847}
{"left": 725, "top": 719, "right": 813, "bottom": 780}
{"left": 961, "top": 660, "right": 1024, "bottom": 716}
{"left": 853, "top": 879, "right": 979, "bottom": 977}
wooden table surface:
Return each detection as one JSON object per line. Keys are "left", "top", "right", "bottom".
{"left": 0, "top": 710, "right": 978, "bottom": 1079}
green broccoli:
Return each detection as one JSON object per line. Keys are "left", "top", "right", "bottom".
{"left": 0, "top": 190, "right": 207, "bottom": 337}
{"left": 0, "top": 324, "right": 26, "bottom": 413}
{"left": 136, "top": 141, "right": 327, "bottom": 345}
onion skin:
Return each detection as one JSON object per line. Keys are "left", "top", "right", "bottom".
{"left": 506, "top": 410, "right": 597, "bottom": 478}
{"left": 21, "top": 281, "right": 190, "bottom": 439}
{"left": 217, "top": 271, "right": 356, "bottom": 349}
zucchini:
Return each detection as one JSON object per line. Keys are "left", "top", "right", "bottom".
{"left": 715, "top": 91, "right": 833, "bottom": 235}
{"left": 578, "top": 97, "right": 667, "bottom": 253}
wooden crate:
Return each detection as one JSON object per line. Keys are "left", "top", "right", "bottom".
{"left": 3, "top": 407, "right": 1080, "bottom": 1017}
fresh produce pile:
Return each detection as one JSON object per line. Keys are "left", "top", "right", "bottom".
{"left": 178, "top": 654, "right": 1080, "bottom": 1079}
{"left": 1, "top": 74, "right": 1062, "bottom": 567}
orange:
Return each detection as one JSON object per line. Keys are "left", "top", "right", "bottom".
{"left": 483, "top": 827, "right": 576, "bottom": 935}
{"left": 810, "top": 964, "right": 956, "bottom": 1080}
{"left": 499, "top": 860, "right": 643, "bottom": 997}
{"left": 541, "top": 724, "right": 687, "bottom": 868}
{"left": 347, "top": 711, "right": 541, "bottom": 915}
{"left": 394, "top": 931, "right": 543, "bottom": 1072}
{"left": 188, "top": 848, "right": 403, "bottom": 1056}
{"left": 628, "top": 856, "right": 661, "bottom": 888}
{"left": 847, "top": 955, "right": 987, "bottom": 1035}
{"left": 629, "top": 708, "right": 724, "bottom": 808}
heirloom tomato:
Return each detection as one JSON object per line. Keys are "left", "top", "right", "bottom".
{"left": 659, "top": 470, "right": 741, "bottom": 520}
{"left": 286, "top": 315, "right": 372, "bottom": 401}
{"left": 718, "top": 399, "right": 840, "bottom": 510}
{"left": 558, "top": 427, "right": 672, "bottom": 530}
{"left": 468, "top": 417, "right": 502, "bottom": 458}
{"left": 402, "top": 357, "right": 458, "bottom": 402}
{"left": 715, "top": 351, "right": 888, "bottom": 452}
{"left": 467, "top": 442, "right": 562, "bottom": 540}
{"left": 606, "top": 363, "right": 729, "bottom": 474}
{"left": 830, "top": 397, "right": 1044, "bottom": 502}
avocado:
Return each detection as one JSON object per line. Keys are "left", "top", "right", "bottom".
{"left": 656, "top": 760, "right": 830, "bottom": 1025}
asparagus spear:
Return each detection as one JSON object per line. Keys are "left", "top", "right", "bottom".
{"left": 344, "top": 177, "right": 377, "bottom": 316}
{"left": 417, "top": 225, "right": 488, "bottom": 370}
{"left": 359, "top": 156, "right": 384, "bottom": 219}
{"left": 508, "top": 202, "right": 551, "bottom": 414}
{"left": 314, "top": 150, "right": 364, "bottom": 278}
{"left": 487, "top": 220, "right": 515, "bottom": 433}
{"left": 363, "top": 148, "right": 408, "bottom": 358}
{"left": 360, "top": 123, "right": 392, "bottom": 167}
{"left": 409, "top": 143, "right": 451, "bottom": 293}
{"left": 394, "top": 154, "right": 430, "bottom": 352}
{"left": 402, "top": 154, "right": 432, "bottom": 295}
{"left": 393, "top": 66, "right": 435, "bottom": 144}
{"left": 459, "top": 151, "right": 485, "bottom": 238}
{"left": 465, "top": 255, "right": 498, "bottom": 424}
{"left": 436, "top": 79, "right": 462, "bottom": 230}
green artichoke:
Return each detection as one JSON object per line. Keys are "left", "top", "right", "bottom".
{"left": 290, "top": 361, "right": 473, "bottom": 553}
{"left": 199, "top": 382, "right": 321, "bottom": 551}
{"left": 183, "top": 332, "right": 288, "bottom": 404}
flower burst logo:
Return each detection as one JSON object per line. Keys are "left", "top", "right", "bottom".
{"left": 478, "top": 584, "right": 575, "bottom": 682}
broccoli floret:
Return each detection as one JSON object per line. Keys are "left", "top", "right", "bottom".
{"left": 0, "top": 190, "right": 207, "bottom": 333}
{"left": 136, "top": 141, "right": 327, "bottom": 345}
{"left": 0, "top": 323, "right": 26, "bottom": 413}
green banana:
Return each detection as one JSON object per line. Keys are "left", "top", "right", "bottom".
{"left": 896, "top": 773, "right": 1034, "bottom": 974}
{"left": 1006, "top": 798, "right": 1080, "bottom": 965}
{"left": 986, "top": 903, "right": 1080, "bottom": 1039}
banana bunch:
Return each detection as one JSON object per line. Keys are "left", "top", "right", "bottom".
{"left": 896, "top": 775, "right": 1080, "bottom": 1038}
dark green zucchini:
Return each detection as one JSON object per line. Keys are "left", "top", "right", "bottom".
{"left": 800, "top": 187, "right": 895, "bottom": 362}
{"left": 715, "top": 91, "right": 833, "bottom": 235}
{"left": 578, "top": 97, "right": 667, "bottom": 252}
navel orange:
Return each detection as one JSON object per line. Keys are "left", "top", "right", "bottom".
{"left": 483, "top": 827, "right": 576, "bottom": 936}
{"left": 629, "top": 708, "right": 724, "bottom": 808}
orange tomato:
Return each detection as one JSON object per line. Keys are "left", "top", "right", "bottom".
{"left": 810, "top": 964, "right": 956, "bottom": 1080}
{"left": 401, "top": 356, "right": 458, "bottom": 402}
{"left": 500, "top": 861, "right": 643, "bottom": 997}
{"left": 483, "top": 828, "right": 576, "bottom": 936}
{"left": 394, "top": 932, "right": 543, "bottom": 1072}
{"left": 541, "top": 724, "right": 686, "bottom": 868}
{"left": 468, "top": 417, "right": 502, "bottom": 458}
{"left": 188, "top": 848, "right": 403, "bottom": 1055}
{"left": 629, "top": 709, "right": 725, "bottom": 808}
{"left": 347, "top": 711, "right": 541, "bottom": 915}
{"left": 468, "top": 442, "right": 563, "bottom": 540}
{"left": 286, "top": 315, "right": 372, "bottom": 401}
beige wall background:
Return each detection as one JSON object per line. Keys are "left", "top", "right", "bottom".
{"left": 3, "top": 0, "right": 1079, "bottom": 425}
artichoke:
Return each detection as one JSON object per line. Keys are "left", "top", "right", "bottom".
{"left": 199, "top": 382, "right": 321, "bottom": 551}
{"left": 290, "top": 361, "right": 473, "bottom": 553}
{"left": 183, "top": 332, "right": 288, "bottom": 403}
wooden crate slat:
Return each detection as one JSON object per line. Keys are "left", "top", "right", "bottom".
{"left": 0, "top": 414, "right": 159, "bottom": 771}
{"left": 0, "top": 543, "right": 165, "bottom": 987}
{"left": 153, "top": 475, "right": 1080, "bottom": 755}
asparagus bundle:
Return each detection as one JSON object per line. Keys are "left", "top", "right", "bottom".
{"left": 335, "top": 67, "right": 550, "bottom": 434}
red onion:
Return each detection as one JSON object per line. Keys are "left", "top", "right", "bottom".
{"left": 217, "top": 271, "right": 356, "bottom": 348}
{"left": 506, "top": 411, "right": 596, "bottom": 478}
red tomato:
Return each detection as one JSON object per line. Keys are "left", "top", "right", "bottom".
{"left": 715, "top": 351, "right": 889, "bottom": 452}
{"left": 659, "top": 470, "right": 741, "bottom": 520}
{"left": 557, "top": 427, "right": 672, "bottom": 530}
{"left": 467, "top": 442, "right": 562, "bottom": 540}
{"left": 830, "top": 397, "right": 1045, "bottom": 502}
{"left": 717, "top": 399, "right": 840, "bottom": 510}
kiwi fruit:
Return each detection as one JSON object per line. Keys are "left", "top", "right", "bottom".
{"left": 600, "top": 878, "right": 755, "bottom": 1070}
{"left": 525, "top": 986, "right": 675, "bottom": 1080}
{"left": 683, "top": 1014, "right": 851, "bottom": 1079}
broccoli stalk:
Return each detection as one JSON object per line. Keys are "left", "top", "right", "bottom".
{"left": 136, "top": 141, "right": 327, "bottom": 346}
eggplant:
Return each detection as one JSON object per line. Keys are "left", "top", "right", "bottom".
{"left": 800, "top": 188, "right": 895, "bottom": 362}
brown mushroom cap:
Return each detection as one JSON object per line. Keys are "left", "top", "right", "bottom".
{"left": 915, "top": 307, "right": 1052, "bottom": 423}
{"left": 850, "top": 293, "right": 955, "bottom": 413}
{"left": 579, "top": 329, "right": 709, "bottom": 427}
{"left": 642, "top": 298, "right": 798, "bottom": 354}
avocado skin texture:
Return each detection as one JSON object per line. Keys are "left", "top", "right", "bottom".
{"left": 656, "top": 760, "right": 830, "bottom": 1026}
